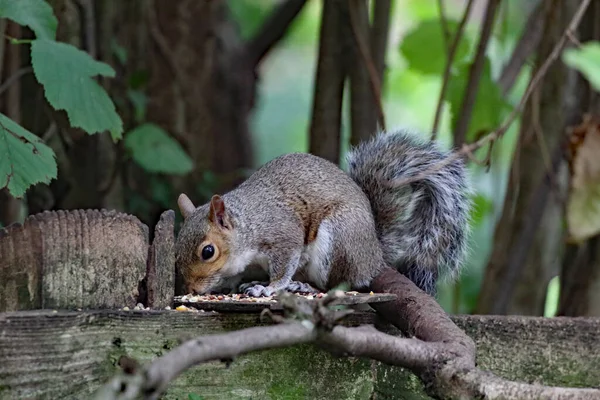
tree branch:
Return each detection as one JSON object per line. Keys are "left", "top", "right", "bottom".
{"left": 309, "top": 0, "right": 346, "bottom": 164}
{"left": 347, "top": 0, "right": 386, "bottom": 135}
{"left": 431, "top": 0, "right": 475, "bottom": 138}
{"left": 95, "top": 269, "right": 600, "bottom": 400}
{"left": 370, "top": 0, "right": 391, "bottom": 90}
{"left": 245, "top": 0, "right": 308, "bottom": 68}
{"left": 393, "top": 0, "right": 591, "bottom": 188}
{"left": 497, "top": 0, "right": 544, "bottom": 95}
{"left": 452, "top": 0, "right": 502, "bottom": 147}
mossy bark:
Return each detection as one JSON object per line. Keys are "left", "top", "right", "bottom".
{"left": 0, "top": 311, "right": 598, "bottom": 399}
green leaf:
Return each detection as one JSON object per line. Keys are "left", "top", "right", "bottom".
{"left": 127, "top": 90, "right": 148, "bottom": 124}
{"left": 124, "top": 123, "right": 193, "bottom": 175}
{"left": 446, "top": 58, "right": 509, "bottom": 142}
{"left": 30, "top": 39, "right": 123, "bottom": 141}
{"left": 0, "top": 113, "right": 57, "bottom": 197}
{"left": 469, "top": 193, "right": 493, "bottom": 228}
{"left": 188, "top": 394, "right": 204, "bottom": 400}
{"left": 0, "top": 0, "right": 57, "bottom": 40}
{"left": 400, "top": 19, "right": 471, "bottom": 76}
{"left": 563, "top": 41, "right": 600, "bottom": 91}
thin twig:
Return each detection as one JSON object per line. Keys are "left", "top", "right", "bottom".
{"left": 453, "top": 0, "right": 502, "bottom": 147}
{"left": 0, "top": 67, "right": 32, "bottom": 97}
{"left": 431, "top": 0, "right": 475, "bottom": 139}
{"left": 498, "top": 0, "right": 544, "bottom": 95}
{"left": 396, "top": 0, "right": 591, "bottom": 188}
{"left": 245, "top": 0, "right": 308, "bottom": 67}
{"left": 348, "top": 0, "right": 386, "bottom": 131}
{"left": 437, "top": 0, "right": 451, "bottom": 53}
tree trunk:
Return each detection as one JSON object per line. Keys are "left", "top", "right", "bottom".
{"left": 558, "top": 0, "right": 600, "bottom": 318}
{"left": 476, "top": 0, "right": 577, "bottom": 315}
{"left": 15, "top": 0, "right": 254, "bottom": 229}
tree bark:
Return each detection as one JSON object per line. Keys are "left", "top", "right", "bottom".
{"left": 476, "top": 0, "right": 577, "bottom": 315}
{"left": 15, "top": 0, "right": 256, "bottom": 230}
{"left": 309, "top": 0, "right": 348, "bottom": 164}
{"left": 558, "top": 0, "right": 600, "bottom": 317}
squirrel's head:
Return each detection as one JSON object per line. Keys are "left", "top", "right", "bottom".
{"left": 175, "top": 193, "right": 235, "bottom": 295}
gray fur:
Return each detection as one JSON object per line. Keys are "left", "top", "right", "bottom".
{"left": 175, "top": 129, "right": 472, "bottom": 297}
{"left": 346, "top": 130, "right": 472, "bottom": 295}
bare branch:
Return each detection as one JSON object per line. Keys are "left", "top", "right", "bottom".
{"left": 452, "top": 0, "right": 502, "bottom": 147}
{"left": 0, "top": 67, "right": 32, "bottom": 97}
{"left": 245, "top": 0, "right": 308, "bottom": 67}
{"left": 370, "top": 0, "right": 391, "bottom": 88}
{"left": 437, "top": 0, "right": 451, "bottom": 52}
{"left": 395, "top": 0, "right": 591, "bottom": 188}
{"left": 431, "top": 0, "right": 475, "bottom": 138}
{"left": 498, "top": 0, "right": 544, "bottom": 95}
{"left": 95, "top": 269, "right": 600, "bottom": 400}
{"left": 309, "top": 0, "right": 346, "bottom": 164}
{"left": 348, "top": 0, "right": 386, "bottom": 133}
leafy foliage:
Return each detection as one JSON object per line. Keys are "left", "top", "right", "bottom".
{"left": 0, "top": 0, "right": 57, "bottom": 39}
{"left": 31, "top": 39, "right": 123, "bottom": 141}
{"left": 0, "top": 113, "right": 57, "bottom": 198}
{"left": 124, "top": 123, "right": 193, "bottom": 175}
{"left": 400, "top": 19, "right": 471, "bottom": 76}
{"left": 446, "top": 59, "right": 508, "bottom": 142}
{"left": 470, "top": 193, "right": 494, "bottom": 228}
{"left": 563, "top": 41, "right": 600, "bottom": 92}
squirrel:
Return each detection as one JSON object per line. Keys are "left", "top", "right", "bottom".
{"left": 175, "top": 130, "right": 471, "bottom": 298}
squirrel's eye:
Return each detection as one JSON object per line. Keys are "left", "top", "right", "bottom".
{"left": 201, "top": 244, "right": 215, "bottom": 260}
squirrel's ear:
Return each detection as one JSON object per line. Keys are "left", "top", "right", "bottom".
{"left": 178, "top": 193, "right": 196, "bottom": 219}
{"left": 209, "top": 194, "right": 232, "bottom": 229}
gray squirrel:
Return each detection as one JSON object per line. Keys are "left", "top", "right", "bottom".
{"left": 175, "top": 130, "right": 471, "bottom": 297}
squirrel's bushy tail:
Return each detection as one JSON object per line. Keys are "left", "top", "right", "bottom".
{"left": 346, "top": 130, "right": 472, "bottom": 295}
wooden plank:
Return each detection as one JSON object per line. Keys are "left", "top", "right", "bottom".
{"left": 0, "top": 310, "right": 598, "bottom": 399}
{"left": 146, "top": 210, "right": 176, "bottom": 309}
{"left": 173, "top": 292, "right": 397, "bottom": 313}
{"left": 0, "top": 210, "right": 149, "bottom": 311}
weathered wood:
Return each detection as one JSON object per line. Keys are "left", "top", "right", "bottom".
{"left": 174, "top": 292, "right": 397, "bottom": 313}
{"left": 0, "top": 311, "right": 598, "bottom": 399}
{"left": 0, "top": 210, "right": 149, "bottom": 311}
{"left": 146, "top": 210, "right": 175, "bottom": 309}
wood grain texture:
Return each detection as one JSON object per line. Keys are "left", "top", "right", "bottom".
{"left": 0, "top": 210, "right": 149, "bottom": 311}
{"left": 0, "top": 311, "right": 598, "bottom": 399}
{"left": 147, "top": 210, "right": 175, "bottom": 309}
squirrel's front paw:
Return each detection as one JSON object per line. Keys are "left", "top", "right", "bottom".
{"left": 285, "top": 281, "right": 319, "bottom": 294}
{"left": 238, "top": 281, "right": 270, "bottom": 293}
{"left": 243, "top": 283, "right": 276, "bottom": 297}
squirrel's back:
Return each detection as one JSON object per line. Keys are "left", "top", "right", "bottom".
{"left": 346, "top": 130, "right": 472, "bottom": 294}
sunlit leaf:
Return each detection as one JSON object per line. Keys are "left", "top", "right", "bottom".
{"left": 566, "top": 116, "right": 600, "bottom": 242}
{"left": 125, "top": 123, "right": 193, "bottom": 175}
{"left": 563, "top": 41, "right": 600, "bottom": 92}
{"left": 31, "top": 39, "right": 123, "bottom": 141}
{"left": 400, "top": 19, "right": 471, "bottom": 76}
{"left": 0, "top": 113, "right": 57, "bottom": 197}
{"left": 0, "top": 0, "right": 57, "bottom": 40}
{"left": 544, "top": 276, "right": 560, "bottom": 317}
